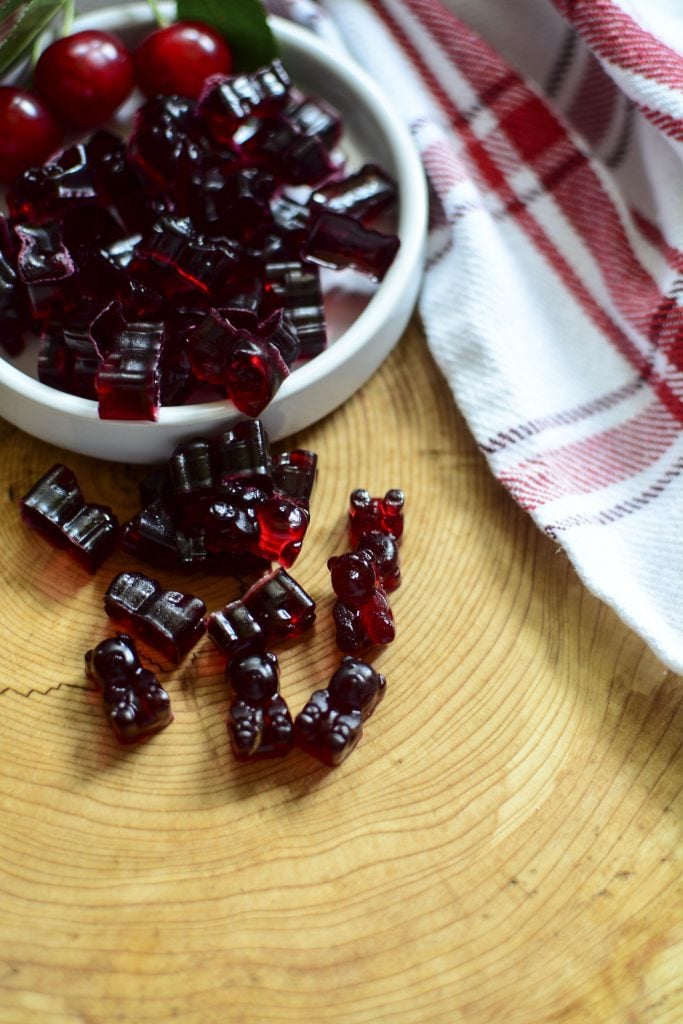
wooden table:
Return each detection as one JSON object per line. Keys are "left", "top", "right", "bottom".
{"left": 0, "top": 320, "right": 680, "bottom": 1023}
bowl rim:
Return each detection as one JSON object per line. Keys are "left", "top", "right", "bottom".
{"left": 0, "top": 3, "right": 428, "bottom": 428}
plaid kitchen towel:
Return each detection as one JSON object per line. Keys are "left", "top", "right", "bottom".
{"left": 271, "top": 0, "right": 683, "bottom": 674}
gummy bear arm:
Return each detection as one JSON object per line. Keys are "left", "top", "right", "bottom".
{"left": 295, "top": 689, "right": 329, "bottom": 733}
{"left": 265, "top": 693, "right": 292, "bottom": 719}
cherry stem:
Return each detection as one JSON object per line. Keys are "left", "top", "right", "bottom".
{"left": 147, "top": 0, "right": 170, "bottom": 28}
{"left": 61, "top": 0, "right": 75, "bottom": 37}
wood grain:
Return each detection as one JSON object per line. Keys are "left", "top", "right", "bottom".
{"left": 0, "top": 320, "right": 681, "bottom": 1024}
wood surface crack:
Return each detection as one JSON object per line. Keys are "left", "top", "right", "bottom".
{"left": 0, "top": 680, "right": 96, "bottom": 699}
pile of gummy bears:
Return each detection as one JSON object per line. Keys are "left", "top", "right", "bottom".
{"left": 20, "top": 417, "right": 405, "bottom": 766}
{"left": 1, "top": 57, "right": 400, "bottom": 420}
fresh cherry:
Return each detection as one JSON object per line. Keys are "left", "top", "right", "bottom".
{"left": 134, "top": 21, "right": 233, "bottom": 100}
{"left": 34, "top": 30, "right": 135, "bottom": 130}
{"left": 0, "top": 87, "right": 62, "bottom": 183}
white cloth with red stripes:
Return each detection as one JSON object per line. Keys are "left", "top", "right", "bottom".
{"left": 271, "top": 0, "right": 683, "bottom": 674}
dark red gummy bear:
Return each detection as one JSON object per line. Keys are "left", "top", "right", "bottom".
{"left": 167, "top": 419, "right": 273, "bottom": 527}
{"left": 206, "top": 600, "right": 265, "bottom": 662}
{"left": 255, "top": 497, "right": 309, "bottom": 567}
{"left": 301, "top": 211, "right": 400, "bottom": 281}
{"left": 328, "top": 550, "right": 395, "bottom": 653}
{"left": 294, "top": 656, "right": 386, "bottom": 766}
{"left": 130, "top": 215, "right": 240, "bottom": 300}
{"left": 356, "top": 529, "right": 401, "bottom": 592}
{"left": 85, "top": 633, "right": 173, "bottom": 743}
{"left": 94, "top": 305, "right": 165, "bottom": 421}
{"left": 121, "top": 497, "right": 268, "bottom": 576}
{"left": 186, "top": 307, "right": 298, "bottom": 417}
{"left": 198, "top": 60, "right": 292, "bottom": 142}
{"left": 20, "top": 463, "right": 119, "bottom": 572}
{"left": 263, "top": 260, "right": 326, "bottom": 359}
{"left": 104, "top": 570, "right": 206, "bottom": 663}
{"left": 272, "top": 450, "right": 318, "bottom": 507}
{"left": 242, "top": 567, "right": 316, "bottom": 642}
{"left": 227, "top": 650, "right": 294, "bottom": 760}
{"left": 14, "top": 220, "right": 76, "bottom": 321}
{"left": 348, "top": 488, "right": 404, "bottom": 545}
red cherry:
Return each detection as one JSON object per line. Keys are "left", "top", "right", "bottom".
{"left": 134, "top": 21, "right": 233, "bottom": 99}
{"left": 0, "top": 87, "right": 62, "bottom": 183}
{"left": 34, "top": 30, "right": 135, "bottom": 130}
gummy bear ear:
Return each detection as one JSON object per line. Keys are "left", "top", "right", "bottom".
{"left": 350, "top": 488, "right": 370, "bottom": 509}
{"left": 265, "top": 651, "right": 279, "bottom": 669}
{"left": 326, "top": 554, "right": 339, "bottom": 571}
{"left": 385, "top": 488, "right": 404, "bottom": 509}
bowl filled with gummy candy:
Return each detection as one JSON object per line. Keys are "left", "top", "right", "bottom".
{"left": 0, "top": 2, "right": 427, "bottom": 463}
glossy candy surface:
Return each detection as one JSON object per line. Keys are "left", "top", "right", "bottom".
{"left": 272, "top": 450, "right": 318, "bottom": 506}
{"left": 85, "top": 633, "right": 173, "bottom": 742}
{"left": 348, "top": 488, "right": 404, "bottom": 544}
{"left": 243, "top": 567, "right": 316, "bottom": 641}
{"left": 121, "top": 421, "right": 315, "bottom": 574}
{"left": 310, "top": 163, "right": 397, "bottom": 222}
{"left": 328, "top": 550, "right": 395, "bottom": 652}
{"left": 263, "top": 261, "right": 326, "bottom": 359}
{"left": 302, "top": 212, "right": 400, "bottom": 281}
{"left": 20, "top": 462, "right": 118, "bottom": 572}
{"left": 104, "top": 570, "right": 206, "bottom": 662}
{"left": 2, "top": 55, "right": 402, "bottom": 421}
{"left": 294, "top": 656, "right": 386, "bottom": 765}
{"left": 95, "top": 310, "right": 165, "bottom": 420}
{"left": 198, "top": 60, "right": 292, "bottom": 141}
{"left": 227, "top": 651, "right": 294, "bottom": 760}
{"left": 206, "top": 600, "right": 265, "bottom": 662}
{"left": 356, "top": 529, "right": 401, "bottom": 591}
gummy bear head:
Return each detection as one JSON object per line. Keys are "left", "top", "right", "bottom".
{"left": 86, "top": 634, "right": 140, "bottom": 687}
{"left": 229, "top": 650, "right": 279, "bottom": 703}
{"left": 328, "top": 656, "right": 386, "bottom": 713}
{"left": 328, "top": 550, "right": 377, "bottom": 606}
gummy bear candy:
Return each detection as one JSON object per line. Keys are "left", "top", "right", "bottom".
{"left": 356, "top": 529, "right": 401, "bottom": 592}
{"left": 301, "top": 211, "right": 400, "bottom": 281}
{"left": 185, "top": 307, "right": 298, "bottom": 417}
{"left": 20, "top": 463, "right": 119, "bottom": 572}
{"left": 14, "top": 220, "right": 76, "bottom": 320}
{"left": 348, "top": 488, "right": 404, "bottom": 544}
{"left": 206, "top": 600, "right": 265, "bottom": 662}
{"left": 328, "top": 550, "right": 395, "bottom": 653}
{"left": 7, "top": 143, "right": 98, "bottom": 223}
{"left": 254, "top": 497, "right": 309, "bottom": 567}
{"left": 309, "top": 163, "right": 397, "bottom": 223}
{"left": 198, "top": 60, "right": 292, "bottom": 142}
{"left": 294, "top": 656, "right": 386, "bottom": 766}
{"left": 284, "top": 94, "right": 342, "bottom": 150}
{"left": 121, "top": 497, "right": 269, "bottom": 575}
{"left": 85, "top": 633, "right": 173, "bottom": 743}
{"left": 272, "top": 450, "right": 318, "bottom": 507}
{"left": 227, "top": 650, "right": 294, "bottom": 760}
{"left": 130, "top": 215, "right": 241, "bottom": 300}
{"left": 242, "top": 567, "right": 316, "bottom": 641}
{"left": 0, "top": 214, "right": 28, "bottom": 355}
{"left": 263, "top": 260, "right": 326, "bottom": 359}
{"left": 104, "top": 571, "right": 206, "bottom": 663}
{"left": 95, "top": 307, "right": 165, "bottom": 421}
{"left": 243, "top": 115, "right": 336, "bottom": 186}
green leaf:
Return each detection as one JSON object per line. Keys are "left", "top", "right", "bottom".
{"left": 176, "top": 0, "right": 278, "bottom": 73}
{"left": 0, "top": 0, "right": 69, "bottom": 77}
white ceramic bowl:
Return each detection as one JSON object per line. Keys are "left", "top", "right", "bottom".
{"left": 0, "top": 3, "right": 427, "bottom": 462}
